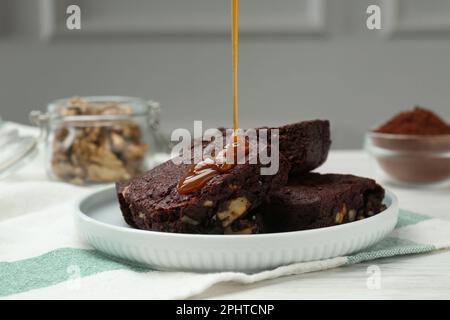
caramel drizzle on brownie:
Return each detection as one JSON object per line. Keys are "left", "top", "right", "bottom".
{"left": 176, "top": 136, "right": 248, "bottom": 194}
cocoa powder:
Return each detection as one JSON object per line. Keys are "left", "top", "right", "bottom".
{"left": 370, "top": 106, "right": 450, "bottom": 184}
{"left": 375, "top": 107, "right": 450, "bottom": 135}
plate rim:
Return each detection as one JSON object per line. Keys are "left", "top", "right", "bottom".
{"left": 75, "top": 186, "right": 399, "bottom": 240}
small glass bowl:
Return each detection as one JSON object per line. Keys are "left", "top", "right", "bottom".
{"left": 365, "top": 131, "right": 450, "bottom": 187}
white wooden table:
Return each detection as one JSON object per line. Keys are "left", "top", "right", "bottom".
{"left": 2, "top": 122, "right": 449, "bottom": 299}
{"left": 193, "top": 151, "right": 450, "bottom": 299}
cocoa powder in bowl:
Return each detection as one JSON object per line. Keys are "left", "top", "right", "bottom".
{"left": 375, "top": 107, "right": 450, "bottom": 135}
{"left": 369, "top": 107, "right": 450, "bottom": 184}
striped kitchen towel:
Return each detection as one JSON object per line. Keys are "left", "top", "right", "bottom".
{"left": 1, "top": 181, "right": 449, "bottom": 299}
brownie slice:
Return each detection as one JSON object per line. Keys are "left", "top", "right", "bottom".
{"left": 275, "top": 120, "right": 331, "bottom": 174}
{"left": 259, "top": 173, "right": 385, "bottom": 233}
{"left": 116, "top": 151, "right": 290, "bottom": 234}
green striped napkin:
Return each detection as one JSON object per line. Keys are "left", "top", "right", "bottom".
{"left": 1, "top": 206, "right": 449, "bottom": 299}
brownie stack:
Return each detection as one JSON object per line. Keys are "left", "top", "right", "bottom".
{"left": 116, "top": 120, "right": 385, "bottom": 234}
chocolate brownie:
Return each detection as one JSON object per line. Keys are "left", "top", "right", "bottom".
{"left": 116, "top": 150, "right": 290, "bottom": 234}
{"left": 275, "top": 120, "right": 331, "bottom": 174}
{"left": 259, "top": 173, "right": 385, "bottom": 233}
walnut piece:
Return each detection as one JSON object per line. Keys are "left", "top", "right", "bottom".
{"left": 203, "top": 200, "right": 214, "bottom": 208}
{"left": 181, "top": 215, "right": 200, "bottom": 226}
{"left": 216, "top": 197, "right": 251, "bottom": 227}
{"left": 335, "top": 204, "right": 347, "bottom": 224}
{"left": 348, "top": 209, "right": 357, "bottom": 222}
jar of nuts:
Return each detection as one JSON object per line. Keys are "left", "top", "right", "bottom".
{"left": 30, "top": 96, "right": 168, "bottom": 184}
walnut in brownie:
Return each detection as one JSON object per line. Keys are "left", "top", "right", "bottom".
{"left": 259, "top": 173, "right": 386, "bottom": 233}
{"left": 116, "top": 152, "right": 290, "bottom": 234}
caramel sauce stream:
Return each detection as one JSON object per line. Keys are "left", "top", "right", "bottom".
{"left": 177, "top": 0, "right": 242, "bottom": 195}
{"left": 232, "top": 0, "right": 239, "bottom": 133}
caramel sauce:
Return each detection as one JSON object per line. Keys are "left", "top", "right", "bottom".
{"left": 177, "top": 0, "right": 243, "bottom": 195}
{"left": 232, "top": 0, "right": 239, "bottom": 133}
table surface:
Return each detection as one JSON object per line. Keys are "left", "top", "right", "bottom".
{"left": 2, "top": 123, "right": 450, "bottom": 299}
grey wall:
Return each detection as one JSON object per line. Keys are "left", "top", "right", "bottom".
{"left": 1, "top": 0, "right": 450, "bottom": 148}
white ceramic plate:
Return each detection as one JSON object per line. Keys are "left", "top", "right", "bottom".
{"left": 75, "top": 187, "right": 399, "bottom": 273}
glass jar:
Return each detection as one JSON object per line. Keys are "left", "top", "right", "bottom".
{"left": 30, "top": 96, "right": 169, "bottom": 184}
